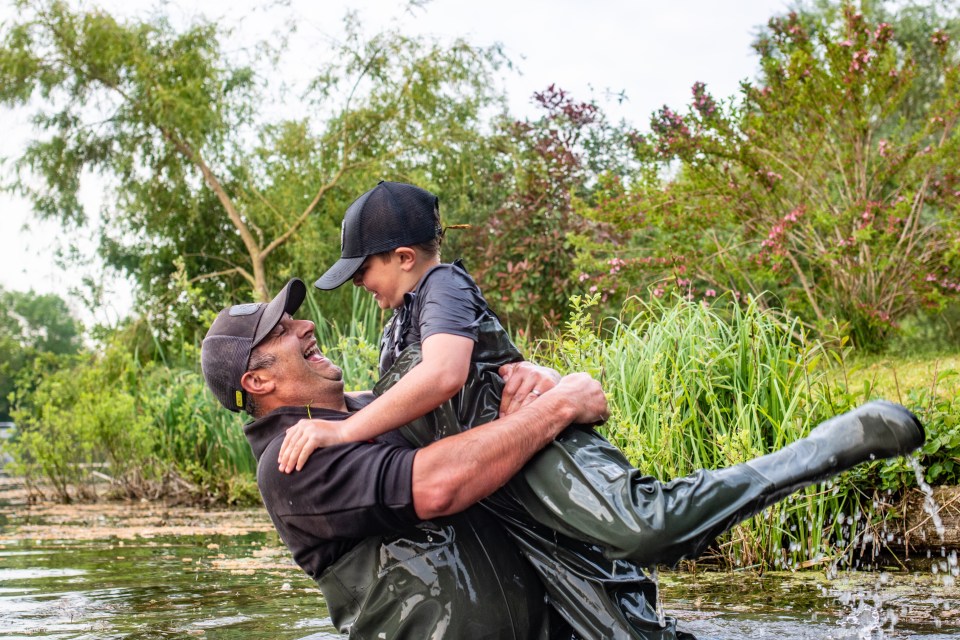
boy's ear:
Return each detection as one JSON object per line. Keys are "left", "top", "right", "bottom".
{"left": 241, "top": 369, "right": 276, "bottom": 397}
{"left": 395, "top": 246, "right": 417, "bottom": 270}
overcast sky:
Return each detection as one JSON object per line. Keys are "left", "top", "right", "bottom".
{"left": 0, "top": 0, "right": 790, "bottom": 325}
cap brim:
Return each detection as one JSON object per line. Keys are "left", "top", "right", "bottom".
{"left": 314, "top": 256, "right": 366, "bottom": 290}
{"left": 253, "top": 278, "right": 306, "bottom": 346}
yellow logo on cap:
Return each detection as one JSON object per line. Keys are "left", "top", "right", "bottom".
{"left": 235, "top": 390, "right": 243, "bottom": 407}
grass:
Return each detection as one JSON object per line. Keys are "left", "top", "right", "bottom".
{"left": 529, "top": 293, "right": 956, "bottom": 571}
{"left": 843, "top": 352, "right": 960, "bottom": 406}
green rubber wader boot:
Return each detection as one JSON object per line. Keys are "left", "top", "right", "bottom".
{"left": 505, "top": 399, "right": 922, "bottom": 567}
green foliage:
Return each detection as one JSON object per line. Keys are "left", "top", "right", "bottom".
{"left": 5, "top": 286, "right": 384, "bottom": 504}
{"left": 8, "top": 340, "right": 157, "bottom": 502}
{"left": 533, "top": 293, "right": 946, "bottom": 570}
{"left": 462, "top": 86, "right": 638, "bottom": 333}
{"left": 913, "top": 391, "right": 960, "bottom": 486}
{"left": 826, "top": 357, "right": 960, "bottom": 488}
{"left": 0, "top": 0, "right": 511, "bottom": 342}
{"left": 579, "top": 0, "right": 960, "bottom": 351}
{"left": 140, "top": 364, "right": 257, "bottom": 504}
{"left": 7, "top": 334, "right": 256, "bottom": 503}
{"left": 0, "top": 286, "right": 82, "bottom": 421}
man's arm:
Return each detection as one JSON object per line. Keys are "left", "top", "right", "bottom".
{"left": 411, "top": 372, "right": 608, "bottom": 519}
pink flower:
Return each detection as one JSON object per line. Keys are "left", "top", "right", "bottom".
{"left": 705, "top": 289, "right": 717, "bottom": 297}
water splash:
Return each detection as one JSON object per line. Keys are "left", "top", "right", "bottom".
{"left": 831, "top": 575, "right": 899, "bottom": 639}
{"left": 908, "top": 455, "right": 945, "bottom": 541}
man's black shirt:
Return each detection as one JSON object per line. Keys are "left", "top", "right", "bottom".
{"left": 243, "top": 402, "right": 419, "bottom": 579}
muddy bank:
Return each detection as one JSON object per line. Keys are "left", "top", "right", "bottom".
{"left": 0, "top": 475, "right": 275, "bottom": 543}
{"left": 3, "top": 477, "right": 958, "bottom": 553}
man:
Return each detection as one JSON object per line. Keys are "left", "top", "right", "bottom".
{"left": 201, "top": 279, "right": 924, "bottom": 639}
{"left": 202, "top": 278, "right": 608, "bottom": 639}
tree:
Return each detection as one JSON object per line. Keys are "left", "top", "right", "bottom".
{"left": 0, "top": 1, "right": 509, "bottom": 337}
{"left": 459, "top": 85, "right": 635, "bottom": 332}
{"left": 0, "top": 287, "right": 82, "bottom": 421}
{"left": 584, "top": 0, "right": 960, "bottom": 348}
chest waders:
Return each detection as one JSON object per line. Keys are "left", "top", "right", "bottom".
{"left": 376, "top": 317, "right": 924, "bottom": 640}
{"left": 375, "top": 317, "right": 690, "bottom": 640}
{"left": 316, "top": 507, "right": 559, "bottom": 639}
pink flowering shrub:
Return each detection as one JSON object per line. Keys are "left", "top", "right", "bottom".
{"left": 588, "top": 2, "right": 960, "bottom": 349}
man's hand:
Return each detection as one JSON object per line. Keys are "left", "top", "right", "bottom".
{"left": 549, "top": 372, "right": 610, "bottom": 425}
{"left": 499, "top": 361, "right": 562, "bottom": 416}
{"left": 278, "top": 418, "right": 344, "bottom": 473}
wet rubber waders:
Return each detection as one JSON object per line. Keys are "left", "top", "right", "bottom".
{"left": 316, "top": 507, "right": 558, "bottom": 639}
{"left": 374, "top": 315, "right": 924, "bottom": 640}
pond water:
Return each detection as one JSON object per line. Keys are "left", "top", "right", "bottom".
{"left": 1, "top": 477, "right": 958, "bottom": 639}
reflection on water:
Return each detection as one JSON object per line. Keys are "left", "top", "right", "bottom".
{"left": 1, "top": 475, "right": 957, "bottom": 639}
{"left": 0, "top": 532, "right": 344, "bottom": 639}
{"left": 0, "top": 474, "right": 344, "bottom": 639}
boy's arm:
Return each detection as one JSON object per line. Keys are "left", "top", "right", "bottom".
{"left": 327, "top": 332, "right": 474, "bottom": 443}
{"left": 277, "top": 352, "right": 557, "bottom": 474}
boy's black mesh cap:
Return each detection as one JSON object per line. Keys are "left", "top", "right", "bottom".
{"left": 201, "top": 278, "right": 306, "bottom": 412}
{"left": 315, "top": 181, "right": 441, "bottom": 290}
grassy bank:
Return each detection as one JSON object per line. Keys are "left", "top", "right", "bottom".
{"left": 527, "top": 294, "right": 960, "bottom": 570}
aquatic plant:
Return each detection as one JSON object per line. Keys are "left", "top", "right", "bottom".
{"left": 531, "top": 293, "right": 934, "bottom": 570}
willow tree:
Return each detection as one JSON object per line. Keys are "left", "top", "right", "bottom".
{"left": 0, "top": 1, "right": 509, "bottom": 333}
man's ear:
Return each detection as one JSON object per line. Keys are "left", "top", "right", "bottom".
{"left": 395, "top": 246, "right": 417, "bottom": 271}
{"left": 241, "top": 369, "right": 276, "bottom": 397}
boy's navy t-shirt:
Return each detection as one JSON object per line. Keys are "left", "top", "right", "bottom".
{"left": 379, "top": 261, "right": 490, "bottom": 375}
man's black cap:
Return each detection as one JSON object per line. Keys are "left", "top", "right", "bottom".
{"left": 201, "top": 278, "right": 306, "bottom": 412}
{"left": 315, "top": 181, "right": 441, "bottom": 290}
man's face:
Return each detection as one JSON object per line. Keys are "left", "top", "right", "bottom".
{"left": 250, "top": 313, "right": 344, "bottom": 405}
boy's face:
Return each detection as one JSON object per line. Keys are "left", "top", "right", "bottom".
{"left": 351, "top": 252, "right": 408, "bottom": 310}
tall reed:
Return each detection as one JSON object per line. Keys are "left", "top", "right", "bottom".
{"left": 532, "top": 294, "right": 893, "bottom": 570}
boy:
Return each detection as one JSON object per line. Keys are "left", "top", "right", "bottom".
{"left": 278, "top": 180, "right": 528, "bottom": 468}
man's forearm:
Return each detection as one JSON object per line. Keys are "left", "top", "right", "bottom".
{"left": 411, "top": 395, "right": 575, "bottom": 519}
{"left": 410, "top": 373, "right": 607, "bottom": 520}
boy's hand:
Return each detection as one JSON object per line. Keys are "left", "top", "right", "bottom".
{"left": 279, "top": 418, "right": 343, "bottom": 473}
